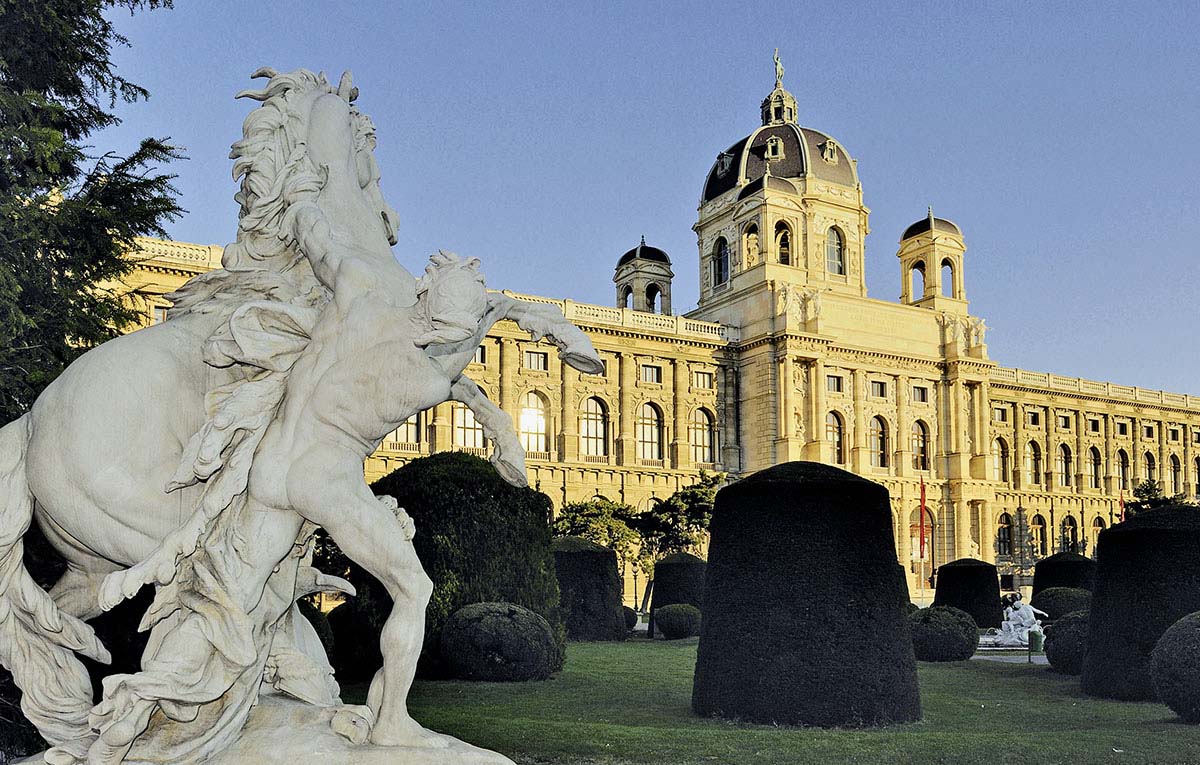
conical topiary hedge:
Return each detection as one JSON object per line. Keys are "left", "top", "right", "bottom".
{"left": 932, "top": 558, "right": 1001, "bottom": 628}
{"left": 1082, "top": 505, "right": 1200, "bottom": 700}
{"left": 649, "top": 551, "right": 705, "bottom": 638}
{"left": 1032, "top": 551, "right": 1096, "bottom": 595}
{"left": 552, "top": 536, "right": 627, "bottom": 641}
{"left": 692, "top": 461, "right": 921, "bottom": 727}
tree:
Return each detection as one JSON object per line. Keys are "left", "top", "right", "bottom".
{"left": 0, "top": 0, "right": 182, "bottom": 424}
{"left": 550, "top": 497, "right": 640, "bottom": 574}
{"left": 628, "top": 471, "right": 721, "bottom": 576}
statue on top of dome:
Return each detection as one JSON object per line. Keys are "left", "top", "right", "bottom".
{"left": 773, "top": 48, "right": 785, "bottom": 88}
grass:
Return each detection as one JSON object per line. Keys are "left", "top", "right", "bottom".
{"left": 344, "top": 638, "right": 1200, "bottom": 765}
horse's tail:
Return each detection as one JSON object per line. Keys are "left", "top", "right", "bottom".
{"left": 0, "top": 413, "right": 110, "bottom": 751}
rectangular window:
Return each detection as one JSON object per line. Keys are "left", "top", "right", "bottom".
{"left": 640, "top": 365, "right": 662, "bottom": 384}
{"left": 524, "top": 350, "right": 548, "bottom": 371}
{"left": 473, "top": 345, "right": 486, "bottom": 365}
{"left": 826, "top": 375, "right": 844, "bottom": 393}
{"left": 1144, "top": 425, "right": 1155, "bottom": 439}
{"left": 1193, "top": 431, "right": 1200, "bottom": 445}
{"left": 692, "top": 371, "right": 714, "bottom": 389}
{"left": 993, "top": 407, "right": 1008, "bottom": 423}
{"left": 1058, "top": 415, "right": 1071, "bottom": 430}
{"left": 912, "top": 386, "right": 929, "bottom": 403}
{"left": 1170, "top": 427, "right": 1180, "bottom": 442}
{"left": 1088, "top": 418, "right": 1100, "bottom": 434}
{"left": 1027, "top": 410, "right": 1041, "bottom": 427}
{"left": 152, "top": 306, "right": 168, "bottom": 324}
{"left": 870, "top": 381, "right": 888, "bottom": 398}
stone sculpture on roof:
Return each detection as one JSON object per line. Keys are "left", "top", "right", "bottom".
{"left": 0, "top": 67, "right": 602, "bottom": 764}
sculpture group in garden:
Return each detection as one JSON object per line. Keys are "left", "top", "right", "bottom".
{"left": 988, "top": 594, "right": 1046, "bottom": 648}
{"left": 0, "top": 68, "right": 602, "bottom": 764}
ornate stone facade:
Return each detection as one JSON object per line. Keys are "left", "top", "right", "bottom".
{"left": 120, "top": 67, "right": 1200, "bottom": 599}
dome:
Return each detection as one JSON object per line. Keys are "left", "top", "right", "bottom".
{"left": 616, "top": 236, "right": 671, "bottom": 268}
{"left": 702, "top": 124, "right": 858, "bottom": 203}
{"left": 901, "top": 214, "right": 962, "bottom": 241}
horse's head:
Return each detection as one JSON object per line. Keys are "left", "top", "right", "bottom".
{"left": 412, "top": 251, "right": 489, "bottom": 348}
{"left": 225, "top": 68, "right": 400, "bottom": 273}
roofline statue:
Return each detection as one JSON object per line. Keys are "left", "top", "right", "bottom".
{"left": 0, "top": 67, "right": 602, "bottom": 764}
{"left": 773, "top": 48, "right": 785, "bottom": 88}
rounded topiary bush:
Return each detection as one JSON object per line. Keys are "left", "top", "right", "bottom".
{"left": 368, "top": 452, "right": 564, "bottom": 677}
{"left": 1152, "top": 611, "right": 1200, "bottom": 722}
{"left": 552, "top": 536, "right": 626, "bottom": 641}
{"left": 1082, "top": 505, "right": 1200, "bottom": 700}
{"left": 909, "top": 606, "right": 979, "bottom": 662}
{"left": 655, "top": 603, "right": 701, "bottom": 639}
{"left": 649, "top": 552, "right": 705, "bottom": 638}
{"left": 1032, "top": 551, "right": 1096, "bottom": 595}
{"left": 1044, "top": 610, "right": 1089, "bottom": 675}
{"left": 933, "top": 558, "right": 1002, "bottom": 628}
{"left": 1030, "top": 587, "right": 1091, "bottom": 624}
{"left": 623, "top": 606, "right": 638, "bottom": 631}
{"left": 440, "top": 602, "right": 561, "bottom": 681}
{"left": 692, "top": 462, "right": 921, "bottom": 727}
{"left": 907, "top": 602, "right": 921, "bottom": 614}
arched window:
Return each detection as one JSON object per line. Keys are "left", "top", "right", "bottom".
{"left": 453, "top": 401, "right": 486, "bottom": 450}
{"left": 1026, "top": 441, "right": 1042, "bottom": 485}
{"left": 911, "top": 421, "right": 930, "bottom": 471}
{"left": 1144, "top": 451, "right": 1156, "bottom": 483}
{"left": 826, "top": 412, "right": 846, "bottom": 464}
{"left": 992, "top": 438, "right": 1010, "bottom": 483}
{"left": 1057, "top": 444, "right": 1073, "bottom": 487}
{"left": 911, "top": 261, "right": 926, "bottom": 299}
{"left": 637, "top": 403, "right": 663, "bottom": 461}
{"left": 1031, "top": 514, "right": 1048, "bottom": 556}
{"left": 996, "top": 513, "right": 1013, "bottom": 556}
{"left": 620, "top": 286, "right": 632, "bottom": 309}
{"left": 941, "top": 258, "right": 955, "bottom": 297}
{"left": 1117, "top": 449, "right": 1130, "bottom": 490}
{"left": 911, "top": 507, "right": 935, "bottom": 566}
{"left": 825, "top": 227, "right": 845, "bottom": 275}
{"left": 1089, "top": 447, "right": 1103, "bottom": 489}
{"left": 1062, "top": 516, "right": 1079, "bottom": 552}
{"left": 712, "top": 237, "right": 729, "bottom": 286}
{"left": 775, "top": 221, "right": 791, "bottom": 265}
{"left": 1090, "top": 517, "right": 1106, "bottom": 553}
{"left": 870, "top": 416, "right": 889, "bottom": 468}
{"left": 519, "top": 392, "right": 549, "bottom": 454}
{"left": 579, "top": 397, "right": 608, "bottom": 458}
{"left": 689, "top": 409, "right": 717, "bottom": 465}
{"left": 1171, "top": 455, "right": 1182, "bottom": 494}
{"left": 742, "top": 223, "right": 759, "bottom": 265}
{"left": 646, "top": 283, "right": 661, "bottom": 313}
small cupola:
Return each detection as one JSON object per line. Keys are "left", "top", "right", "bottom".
{"left": 614, "top": 236, "right": 674, "bottom": 315}
{"left": 897, "top": 207, "right": 968, "bottom": 312}
{"left": 760, "top": 49, "right": 798, "bottom": 126}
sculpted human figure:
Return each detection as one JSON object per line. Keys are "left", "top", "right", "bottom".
{"left": 0, "top": 68, "right": 601, "bottom": 764}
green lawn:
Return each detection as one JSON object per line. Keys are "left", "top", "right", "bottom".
{"left": 351, "top": 639, "right": 1200, "bottom": 765}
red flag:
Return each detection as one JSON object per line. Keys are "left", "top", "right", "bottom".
{"left": 919, "top": 477, "right": 927, "bottom": 560}
{"left": 1119, "top": 490, "right": 1125, "bottom": 523}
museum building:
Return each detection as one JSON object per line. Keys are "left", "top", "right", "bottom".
{"left": 121, "top": 70, "right": 1200, "bottom": 596}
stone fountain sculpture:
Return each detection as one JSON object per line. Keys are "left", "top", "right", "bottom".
{"left": 0, "top": 68, "right": 603, "bottom": 764}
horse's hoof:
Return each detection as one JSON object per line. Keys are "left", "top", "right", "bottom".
{"left": 331, "top": 706, "right": 372, "bottom": 745}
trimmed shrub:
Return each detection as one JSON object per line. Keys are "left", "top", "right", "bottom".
{"left": 906, "top": 602, "right": 921, "bottom": 614}
{"left": 933, "top": 558, "right": 1002, "bottom": 628}
{"left": 1032, "top": 551, "right": 1096, "bottom": 595}
{"left": 909, "top": 606, "right": 979, "bottom": 662}
{"left": 692, "top": 462, "right": 921, "bottom": 727}
{"left": 648, "top": 552, "right": 705, "bottom": 638}
{"left": 1030, "top": 587, "right": 1091, "bottom": 624}
{"left": 656, "top": 603, "right": 701, "bottom": 639}
{"left": 439, "top": 602, "right": 561, "bottom": 681}
{"left": 623, "top": 606, "right": 638, "bottom": 631}
{"left": 1044, "top": 610, "right": 1089, "bottom": 675}
{"left": 325, "top": 601, "right": 382, "bottom": 683}
{"left": 1152, "top": 611, "right": 1200, "bottom": 722}
{"left": 1082, "top": 505, "right": 1200, "bottom": 700}
{"left": 552, "top": 536, "right": 626, "bottom": 641}
{"left": 372, "top": 452, "right": 563, "bottom": 677}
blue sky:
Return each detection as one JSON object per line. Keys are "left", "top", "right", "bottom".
{"left": 95, "top": 1, "right": 1200, "bottom": 395}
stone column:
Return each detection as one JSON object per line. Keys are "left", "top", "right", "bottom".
{"left": 1104, "top": 414, "right": 1115, "bottom": 494}
{"left": 778, "top": 353, "right": 795, "bottom": 461}
{"left": 807, "top": 358, "right": 825, "bottom": 461}
{"left": 1014, "top": 403, "right": 1027, "bottom": 490}
{"left": 671, "top": 358, "right": 688, "bottom": 469}
{"left": 895, "top": 374, "right": 910, "bottom": 477}
{"left": 1075, "top": 409, "right": 1086, "bottom": 493}
{"left": 430, "top": 401, "right": 452, "bottom": 453}
{"left": 560, "top": 360, "right": 578, "bottom": 462}
{"left": 850, "top": 368, "right": 867, "bottom": 472}
{"left": 977, "top": 500, "right": 995, "bottom": 564}
{"left": 499, "top": 337, "right": 518, "bottom": 417}
{"left": 617, "top": 352, "right": 636, "bottom": 465}
{"left": 1158, "top": 419, "right": 1168, "bottom": 494}
{"left": 720, "top": 363, "right": 740, "bottom": 470}
{"left": 1130, "top": 416, "right": 1141, "bottom": 486}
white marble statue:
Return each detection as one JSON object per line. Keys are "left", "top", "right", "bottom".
{"left": 0, "top": 68, "right": 602, "bottom": 764}
{"left": 993, "top": 594, "right": 1047, "bottom": 648}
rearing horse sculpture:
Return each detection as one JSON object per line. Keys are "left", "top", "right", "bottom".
{"left": 0, "top": 68, "right": 602, "bottom": 764}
